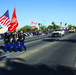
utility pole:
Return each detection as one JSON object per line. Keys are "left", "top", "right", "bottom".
{"left": 43, "top": 12, "right": 49, "bottom": 26}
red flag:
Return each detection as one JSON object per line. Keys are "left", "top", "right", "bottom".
{"left": 9, "top": 8, "right": 18, "bottom": 32}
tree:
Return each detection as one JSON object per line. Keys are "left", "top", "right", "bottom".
{"left": 20, "top": 27, "right": 26, "bottom": 32}
{"left": 41, "top": 23, "right": 42, "bottom": 26}
{"left": 52, "top": 21, "right": 60, "bottom": 29}
{"left": 51, "top": 22, "right": 60, "bottom": 29}
{"left": 48, "top": 25, "right": 53, "bottom": 30}
{"left": 65, "top": 23, "right": 67, "bottom": 26}
{"left": 45, "top": 27, "right": 48, "bottom": 30}
{"left": 31, "top": 27, "right": 38, "bottom": 31}
{"left": 72, "top": 26, "right": 76, "bottom": 29}
{"left": 68, "top": 25, "right": 72, "bottom": 29}
{"left": 0, "top": 25, "right": 2, "bottom": 29}
{"left": 55, "top": 25, "right": 60, "bottom": 29}
{"left": 40, "top": 25, "right": 46, "bottom": 30}
{"left": 38, "top": 23, "right": 41, "bottom": 30}
{"left": 24, "top": 25, "right": 32, "bottom": 31}
{"left": 60, "top": 22, "right": 62, "bottom": 26}
{"left": 52, "top": 21, "right": 56, "bottom": 29}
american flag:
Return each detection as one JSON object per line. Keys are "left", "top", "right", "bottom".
{"left": 0, "top": 10, "right": 10, "bottom": 27}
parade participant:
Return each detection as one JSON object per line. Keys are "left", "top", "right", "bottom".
{"left": 17, "top": 31, "right": 20, "bottom": 47}
{"left": 20, "top": 31, "right": 26, "bottom": 51}
{"left": 9, "top": 32, "right": 14, "bottom": 52}
{"left": 3, "top": 32, "right": 9, "bottom": 52}
{"left": 13, "top": 32, "right": 20, "bottom": 52}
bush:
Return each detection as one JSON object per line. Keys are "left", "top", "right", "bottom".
{"left": 20, "top": 27, "right": 26, "bottom": 32}
{"left": 31, "top": 27, "right": 38, "bottom": 31}
{"left": 24, "top": 25, "right": 32, "bottom": 31}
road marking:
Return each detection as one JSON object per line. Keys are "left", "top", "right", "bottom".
{"left": 12, "top": 41, "right": 58, "bottom": 62}
{"left": 25, "top": 39, "right": 43, "bottom": 45}
{"left": 0, "top": 33, "right": 76, "bottom": 67}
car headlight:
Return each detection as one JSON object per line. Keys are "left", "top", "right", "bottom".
{"left": 59, "top": 33, "right": 61, "bottom": 34}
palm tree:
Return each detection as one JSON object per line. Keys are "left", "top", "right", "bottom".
{"left": 52, "top": 21, "right": 56, "bottom": 29}
{"left": 52, "top": 21, "right": 54, "bottom": 25}
{"left": 41, "top": 23, "right": 42, "bottom": 26}
{"left": 65, "top": 23, "right": 67, "bottom": 26}
{"left": 60, "top": 22, "right": 62, "bottom": 26}
{"left": 38, "top": 23, "right": 41, "bottom": 30}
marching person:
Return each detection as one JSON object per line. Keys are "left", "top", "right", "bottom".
{"left": 20, "top": 31, "right": 26, "bottom": 51}
{"left": 3, "top": 32, "right": 9, "bottom": 52}
{"left": 13, "top": 32, "right": 20, "bottom": 52}
{"left": 9, "top": 32, "right": 14, "bottom": 52}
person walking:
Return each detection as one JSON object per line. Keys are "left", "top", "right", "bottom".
{"left": 20, "top": 31, "right": 26, "bottom": 51}
{"left": 3, "top": 32, "right": 9, "bottom": 52}
{"left": 9, "top": 32, "right": 14, "bottom": 52}
{"left": 13, "top": 32, "right": 20, "bottom": 52}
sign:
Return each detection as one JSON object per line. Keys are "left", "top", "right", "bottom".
{"left": 30, "top": 21, "right": 37, "bottom": 28}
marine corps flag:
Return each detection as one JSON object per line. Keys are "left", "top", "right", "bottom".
{"left": 8, "top": 8, "right": 18, "bottom": 32}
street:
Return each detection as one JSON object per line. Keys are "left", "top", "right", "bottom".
{"left": 0, "top": 32, "right": 76, "bottom": 75}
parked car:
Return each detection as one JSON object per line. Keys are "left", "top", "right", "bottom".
{"left": 52, "top": 29, "right": 65, "bottom": 37}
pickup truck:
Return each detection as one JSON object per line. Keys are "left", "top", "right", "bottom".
{"left": 69, "top": 29, "right": 75, "bottom": 33}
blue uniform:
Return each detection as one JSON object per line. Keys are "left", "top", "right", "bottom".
{"left": 9, "top": 33, "right": 14, "bottom": 52}
{"left": 20, "top": 33, "right": 26, "bottom": 51}
{"left": 4, "top": 33, "right": 9, "bottom": 52}
{"left": 13, "top": 33, "right": 20, "bottom": 52}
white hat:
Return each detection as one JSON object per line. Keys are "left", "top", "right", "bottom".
{"left": 20, "top": 31, "right": 23, "bottom": 33}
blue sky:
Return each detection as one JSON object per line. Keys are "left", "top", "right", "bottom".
{"left": 0, "top": 0, "right": 76, "bottom": 28}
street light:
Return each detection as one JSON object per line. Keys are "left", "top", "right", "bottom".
{"left": 43, "top": 12, "right": 49, "bottom": 26}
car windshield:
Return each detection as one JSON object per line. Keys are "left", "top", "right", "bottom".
{"left": 70, "top": 29, "right": 74, "bottom": 30}
{"left": 54, "top": 29, "right": 62, "bottom": 31}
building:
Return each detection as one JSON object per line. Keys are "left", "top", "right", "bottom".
{"left": 0, "top": 28, "right": 8, "bottom": 34}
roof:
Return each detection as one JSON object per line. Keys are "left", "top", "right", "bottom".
{"left": 0, "top": 28, "right": 8, "bottom": 34}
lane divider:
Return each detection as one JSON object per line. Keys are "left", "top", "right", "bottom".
{"left": 0, "top": 33, "right": 76, "bottom": 67}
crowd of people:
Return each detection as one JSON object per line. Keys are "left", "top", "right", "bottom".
{"left": 24, "top": 30, "right": 52, "bottom": 37}
{"left": 3, "top": 31, "right": 26, "bottom": 52}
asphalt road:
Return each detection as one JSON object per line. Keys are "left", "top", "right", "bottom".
{"left": 0, "top": 31, "right": 76, "bottom": 75}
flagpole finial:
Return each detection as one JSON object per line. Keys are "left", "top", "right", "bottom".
{"left": 14, "top": 5, "right": 16, "bottom": 9}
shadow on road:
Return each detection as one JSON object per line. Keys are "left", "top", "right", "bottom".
{"left": 0, "top": 45, "right": 4, "bottom": 50}
{"left": 43, "top": 37, "right": 76, "bottom": 43}
{"left": 0, "top": 58, "right": 75, "bottom": 75}
{"left": 0, "top": 52, "right": 2, "bottom": 56}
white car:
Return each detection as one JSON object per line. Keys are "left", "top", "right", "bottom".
{"left": 69, "top": 29, "right": 75, "bottom": 33}
{"left": 52, "top": 29, "right": 65, "bottom": 37}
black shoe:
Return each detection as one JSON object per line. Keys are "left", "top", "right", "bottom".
{"left": 15, "top": 51, "right": 17, "bottom": 52}
{"left": 20, "top": 50, "right": 22, "bottom": 52}
{"left": 5, "top": 51, "right": 7, "bottom": 53}
{"left": 25, "top": 48, "right": 26, "bottom": 50}
{"left": 10, "top": 51, "right": 12, "bottom": 52}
